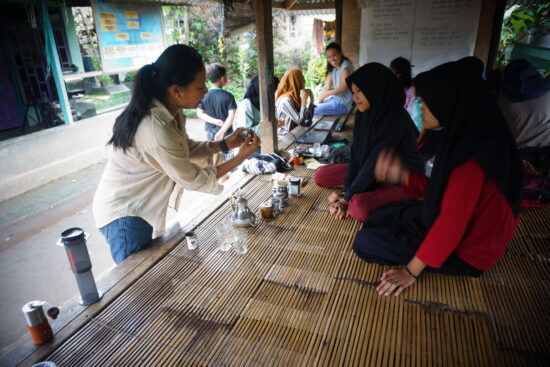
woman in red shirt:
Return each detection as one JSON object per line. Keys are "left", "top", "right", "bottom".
{"left": 353, "top": 59, "right": 523, "bottom": 296}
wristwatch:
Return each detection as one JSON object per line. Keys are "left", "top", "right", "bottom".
{"left": 219, "top": 139, "right": 229, "bottom": 154}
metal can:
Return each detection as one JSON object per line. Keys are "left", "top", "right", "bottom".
{"left": 185, "top": 231, "right": 198, "bottom": 249}
{"left": 271, "top": 196, "right": 283, "bottom": 214}
{"left": 289, "top": 177, "right": 301, "bottom": 196}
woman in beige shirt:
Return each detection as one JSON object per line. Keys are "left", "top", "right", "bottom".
{"left": 93, "top": 45, "right": 260, "bottom": 264}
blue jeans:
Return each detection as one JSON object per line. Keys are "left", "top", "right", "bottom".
{"left": 99, "top": 216, "right": 153, "bottom": 264}
{"left": 205, "top": 124, "right": 234, "bottom": 160}
{"left": 314, "top": 97, "right": 349, "bottom": 116}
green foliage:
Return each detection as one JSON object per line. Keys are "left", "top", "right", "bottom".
{"left": 305, "top": 54, "right": 327, "bottom": 95}
{"left": 98, "top": 75, "right": 115, "bottom": 87}
{"left": 497, "top": 3, "right": 550, "bottom": 68}
{"left": 124, "top": 71, "right": 138, "bottom": 84}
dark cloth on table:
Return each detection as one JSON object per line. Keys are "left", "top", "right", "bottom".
{"left": 501, "top": 59, "right": 550, "bottom": 103}
{"left": 342, "top": 63, "right": 424, "bottom": 202}
{"left": 414, "top": 60, "right": 523, "bottom": 228}
{"left": 198, "top": 88, "right": 237, "bottom": 137}
{"left": 353, "top": 200, "right": 482, "bottom": 277}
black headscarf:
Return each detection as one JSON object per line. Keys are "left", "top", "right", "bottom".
{"left": 244, "top": 74, "right": 260, "bottom": 110}
{"left": 390, "top": 57, "right": 412, "bottom": 88}
{"left": 458, "top": 56, "right": 484, "bottom": 79}
{"left": 414, "top": 60, "right": 523, "bottom": 228}
{"left": 244, "top": 74, "right": 280, "bottom": 111}
{"left": 501, "top": 59, "right": 550, "bottom": 102}
{"left": 342, "top": 63, "right": 424, "bottom": 200}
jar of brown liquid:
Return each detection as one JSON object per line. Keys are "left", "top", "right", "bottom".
{"left": 260, "top": 201, "right": 274, "bottom": 219}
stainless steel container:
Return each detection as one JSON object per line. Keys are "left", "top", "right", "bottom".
{"left": 57, "top": 228, "right": 102, "bottom": 305}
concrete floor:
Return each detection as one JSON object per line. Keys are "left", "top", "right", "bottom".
{"left": 0, "top": 118, "right": 216, "bottom": 351}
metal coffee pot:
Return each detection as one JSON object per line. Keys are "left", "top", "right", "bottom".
{"left": 231, "top": 191, "right": 256, "bottom": 227}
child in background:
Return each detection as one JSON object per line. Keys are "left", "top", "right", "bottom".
{"left": 197, "top": 63, "right": 237, "bottom": 162}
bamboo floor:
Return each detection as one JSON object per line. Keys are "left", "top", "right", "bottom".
{"left": 43, "top": 168, "right": 550, "bottom": 366}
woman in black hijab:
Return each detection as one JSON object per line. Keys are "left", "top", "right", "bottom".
{"left": 353, "top": 60, "right": 523, "bottom": 297}
{"left": 314, "top": 63, "right": 424, "bottom": 222}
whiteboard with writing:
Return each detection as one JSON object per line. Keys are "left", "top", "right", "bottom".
{"left": 358, "top": 0, "right": 481, "bottom": 74}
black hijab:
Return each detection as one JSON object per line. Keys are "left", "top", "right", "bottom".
{"left": 414, "top": 60, "right": 523, "bottom": 228}
{"left": 501, "top": 59, "right": 550, "bottom": 102}
{"left": 341, "top": 63, "right": 423, "bottom": 199}
{"left": 346, "top": 63, "right": 421, "bottom": 170}
{"left": 244, "top": 74, "right": 260, "bottom": 110}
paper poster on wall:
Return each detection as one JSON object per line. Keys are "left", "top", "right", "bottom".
{"left": 92, "top": 0, "right": 165, "bottom": 73}
{"left": 358, "top": 0, "right": 481, "bottom": 74}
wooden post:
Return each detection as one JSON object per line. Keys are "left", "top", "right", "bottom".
{"left": 335, "top": 0, "right": 343, "bottom": 45}
{"left": 341, "top": 0, "right": 361, "bottom": 67}
{"left": 254, "top": 0, "right": 277, "bottom": 154}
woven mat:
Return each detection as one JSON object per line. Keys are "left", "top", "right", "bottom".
{"left": 45, "top": 169, "right": 550, "bottom": 366}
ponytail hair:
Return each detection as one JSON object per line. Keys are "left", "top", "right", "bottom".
{"left": 108, "top": 45, "right": 204, "bottom": 152}
{"left": 325, "top": 42, "right": 350, "bottom": 77}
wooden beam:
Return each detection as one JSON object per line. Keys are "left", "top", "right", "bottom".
{"left": 335, "top": 0, "right": 343, "bottom": 44}
{"left": 341, "top": 0, "right": 360, "bottom": 67}
{"left": 255, "top": 0, "right": 278, "bottom": 154}
{"left": 284, "top": 0, "right": 298, "bottom": 10}
{"left": 290, "top": 2, "right": 335, "bottom": 10}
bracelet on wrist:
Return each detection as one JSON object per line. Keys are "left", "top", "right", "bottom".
{"left": 404, "top": 266, "right": 419, "bottom": 280}
{"left": 219, "top": 139, "right": 229, "bottom": 154}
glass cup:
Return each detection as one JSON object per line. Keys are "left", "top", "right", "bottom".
{"left": 232, "top": 228, "right": 249, "bottom": 254}
{"left": 216, "top": 220, "right": 233, "bottom": 252}
{"left": 313, "top": 142, "right": 322, "bottom": 158}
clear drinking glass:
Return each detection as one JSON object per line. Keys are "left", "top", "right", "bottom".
{"left": 232, "top": 228, "right": 249, "bottom": 254}
{"left": 216, "top": 220, "right": 233, "bottom": 251}
{"left": 313, "top": 142, "right": 322, "bottom": 158}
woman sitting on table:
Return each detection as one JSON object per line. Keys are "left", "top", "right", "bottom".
{"left": 313, "top": 63, "right": 424, "bottom": 222}
{"left": 354, "top": 60, "right": 523, "bottom": 297}
{"left": 93, "top": 45, "right": 260, "bottom": 264}
{"left": 314, "top": 42, "right": 354, "bottom": 116}
{"left": 275, "top": 69, "right": 314, "bottom": 134}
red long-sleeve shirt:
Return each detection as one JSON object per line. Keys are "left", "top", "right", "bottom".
{"left": 404, "top": 159, "right": 520, "bottom": 271}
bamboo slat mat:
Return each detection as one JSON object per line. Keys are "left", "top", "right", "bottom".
{"left": 44, "top": 169, "right": 550, "bottom": 366}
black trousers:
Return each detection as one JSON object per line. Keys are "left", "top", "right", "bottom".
{"left": 352, "top": 200, "right": 482, "bottom": 277}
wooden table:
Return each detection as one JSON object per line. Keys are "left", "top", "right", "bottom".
{"left": 4, "top": 113, "right": 550, "bottom": 366}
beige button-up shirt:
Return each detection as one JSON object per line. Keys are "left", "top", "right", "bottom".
{"left": 93, "top": 99, "right": 223, "bottom": 235}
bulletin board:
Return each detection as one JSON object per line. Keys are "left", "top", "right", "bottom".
{"left": 358, "top": 0, "right": 481, "bottom": 74}
{"left": 92, "top": 0, "right": 165, "bottom": 73}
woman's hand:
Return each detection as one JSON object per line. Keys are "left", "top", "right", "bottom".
{"left": 328, "top": 192, "right": 342, "bottom": 204}
{"left": 237, "top": 132, "right": 261, "bottom": 158}
{"left": 316, "top": 91, "right": 327, "bottom": 104}
{"left": 329, "top": 199, "right": 349, "bottom": 219}
{"left": 375, "top": 149, "right": 409, "bottom": 185}
{"left": 376, "top": 268, "right": 416, "bottom": 296}
{"left": 224, "top": 128, "right": 246, "bottom": 149}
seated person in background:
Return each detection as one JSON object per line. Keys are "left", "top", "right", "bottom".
{"left": 235, "top": 74, "right": 261, "bottom": 135}
{"left": 313, "top": 63, "right": 424, "bottom": 222}
{"left": 314, "top": 42, "right": 355, "bottom": 116}
{"left": 390, "top": 56, "right": 422, "bottom": 131}
{"left": 354, "top": 60, "right": 523, "bottom": 297}
{"left": 235, "top": 74, "right": 280, "bottom": 136}
{"left": 197, "top": 63, "right": 237, "bottom": 162}
{"left": 497, "top": 59, "right": 550, "bottom": 176}
{"left": 275, "top": 69, "right": 314, "bottom": 134}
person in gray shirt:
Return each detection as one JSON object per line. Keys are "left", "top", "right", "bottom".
{"left": 315, "top": 42, "right": 355, "bottom": 116}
